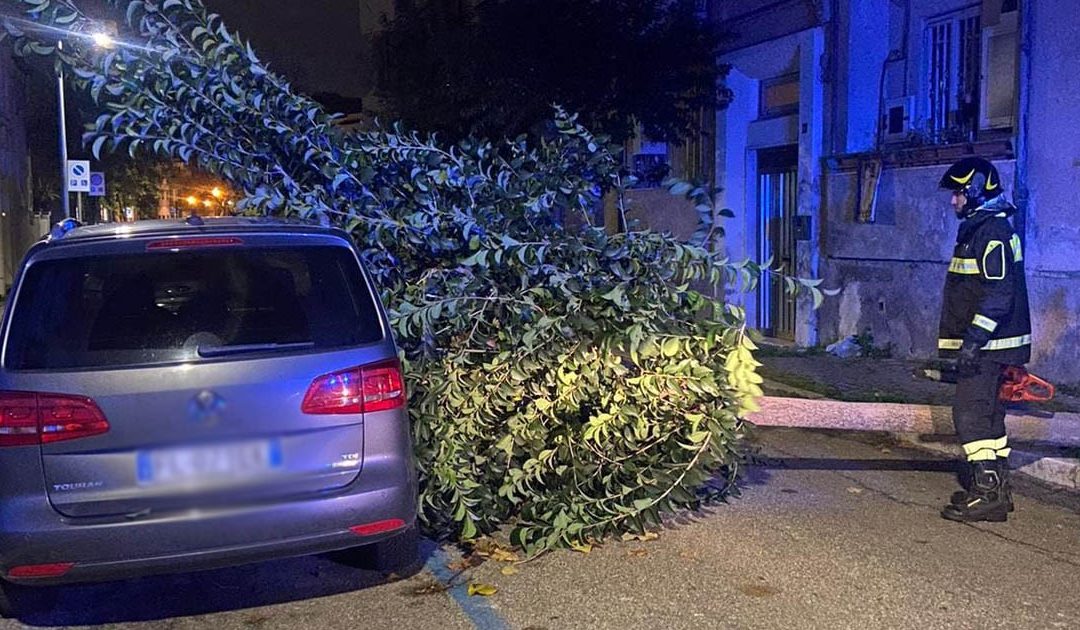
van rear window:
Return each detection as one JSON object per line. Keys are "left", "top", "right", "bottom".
{"left": 4, "top": 245, "right": 383, "bottom": 370}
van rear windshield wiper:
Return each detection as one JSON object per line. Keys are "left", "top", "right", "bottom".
{"left": 197, "top": 342, "right": 315, "bottom": 357}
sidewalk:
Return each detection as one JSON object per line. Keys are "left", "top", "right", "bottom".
{"left": 750, "top": 350, "right": 1080, "bottom": 491}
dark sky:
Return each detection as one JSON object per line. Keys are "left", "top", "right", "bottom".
{"left": 204, "top": 0, "right": 367, "bottom": 99}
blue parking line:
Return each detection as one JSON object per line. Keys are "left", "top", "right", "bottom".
{"left": 422, "top": 540, "right": 510, "bottom": 630}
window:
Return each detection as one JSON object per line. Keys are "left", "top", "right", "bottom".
{"left": 927, "top": 9, "right": 981, "bottom": 140}
{"left": 6, "top": 246, "right": 383, "bottom": 370}
{"left": 630, "top": 138, "right": 671, "bottom": 188}
{"left": 759, "top": 74, "right": 800, "bottom": 119}
{"left": 980, "top": 9, "right": 1018, "bottom": 130}
{"left": 925, "top": 3, "right": 1018, "bottom": 141}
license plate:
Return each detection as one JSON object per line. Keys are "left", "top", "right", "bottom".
{"left": 137, "top": 439, "right": 282, "bottom": 486}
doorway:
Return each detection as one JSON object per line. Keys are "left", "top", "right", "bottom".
{"left": 756, "top": 146, "right": 799, "bottom": 340}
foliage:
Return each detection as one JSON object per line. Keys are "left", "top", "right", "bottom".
{"left": 1, "top": 0, "right": 828, "bottom": 553}
{"left": 96, "top": 151, "right": 167, "bottom": 219}
{"left": 376, "top": 0, "right": 728, "bottom": 143}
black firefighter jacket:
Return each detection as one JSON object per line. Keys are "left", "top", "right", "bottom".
{"left": 938, "top": 199, "right": 1032, "bottom": 366}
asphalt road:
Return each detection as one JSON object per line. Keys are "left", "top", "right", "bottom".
{"left": 4, "top": 427, "right": 1080, "bottom": 629}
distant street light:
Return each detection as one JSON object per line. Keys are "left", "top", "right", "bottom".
{"left": 211, "top": 186, "right": 223, "bottom": 199}
{"left": 186, "top": 195, "right": 198, "bottom": 206}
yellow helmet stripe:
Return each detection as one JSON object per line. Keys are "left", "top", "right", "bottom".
{"left": 986, "top": 170, "right": 999, "bottom": 190}
{"left": 950, "top": 168, "right": 977, "bottom": 185}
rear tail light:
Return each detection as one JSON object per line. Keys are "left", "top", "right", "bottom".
{"left": 302, "top": 359, "right": 406, "bottom": 415}
{"left": 7, "top": 562, "right": 75, "bottom": 579}
{"left": 0, "top": 392, "right": 109, "bottom": 447}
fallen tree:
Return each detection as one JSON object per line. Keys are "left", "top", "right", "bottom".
{"left": 2, "top": 0, "right": 830, "bottom": 553}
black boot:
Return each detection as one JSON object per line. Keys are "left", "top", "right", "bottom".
{"left": 942, "top": 460, "right": 1009, "bottom": 523}
{"left": 949, "top": 457, "right": 1014, "bottom": 512}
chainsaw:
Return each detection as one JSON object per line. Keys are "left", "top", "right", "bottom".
{"left": 920, "top": 365, "right": 1055, "bottom": 403}
{"left": 998, "top": 366, "right": 1055, "bottom": 403}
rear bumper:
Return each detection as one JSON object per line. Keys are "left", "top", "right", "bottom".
{"left": 0, "top": 480, "right": 417, "bottom": 586}
{"left": 0, "top": 400, "right": 417, "bottom": 586}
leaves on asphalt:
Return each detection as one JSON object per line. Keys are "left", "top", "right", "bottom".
{"left": 846, "top": 486, "right": 864, "bottom": 495}
{"left": 467, "top": 537, "right": 520, "bottom": 563}
{"left": 446, "top": 554, "right": 486, "bottom": 573}
{"left": 500, "top": 565, "right": 520, "bottom": 576}
{"left": 468, "top": 583, "right": 498, "bottom": 596}
{"left": 571, "top": 543, "right": 593, "bottom": 554}
{"left": 620, "top": 531, "right": 659, "bottom": 542}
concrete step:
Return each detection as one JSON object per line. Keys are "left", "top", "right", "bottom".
{"left": 749, "top": 395, "right": 1080, "bottom": 491}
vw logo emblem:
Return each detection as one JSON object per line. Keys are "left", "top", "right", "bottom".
{"left": 188, "top": 390, "right": 226, "bottom": 426}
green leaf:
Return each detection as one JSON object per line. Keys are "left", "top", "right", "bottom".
{"left": 668, "top": 181, "right": 692, "bottom": 196}
{"left": 600, "top": 285, "right": 625, "bottom": 304}
{"left": 91, "top": 136, "right": 108, "bottom": 160}
{"left": 459, "top": 250, "right": 488, "bottom": 267}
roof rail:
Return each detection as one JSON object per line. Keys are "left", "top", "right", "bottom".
{"left": 48, "top": 218, "right": 82, "bottom": 241}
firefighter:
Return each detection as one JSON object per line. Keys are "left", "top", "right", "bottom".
{"left": 937, "top": 157, "right": 1031, "bottom": 523}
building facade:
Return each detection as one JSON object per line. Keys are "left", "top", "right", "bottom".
{"left": 710, "top": 0, "right": 1080, "bottom": 384}
{"left": 0, "top": 44, "right": 49, "bottom": 296}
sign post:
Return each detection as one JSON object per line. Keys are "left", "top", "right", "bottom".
{"left": 67, "top": 160, "right": 90, "bottom": 223}
{"left": 66, "top": 160, "right": 90, "bottom": 193}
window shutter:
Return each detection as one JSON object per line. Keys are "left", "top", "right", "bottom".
{"left": 980, "top": 11, "right": 1018, "bottom": 130}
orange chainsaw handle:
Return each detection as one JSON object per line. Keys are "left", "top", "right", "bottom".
{"left": 999, "top": 366, "right": 1055, "bottom": 403}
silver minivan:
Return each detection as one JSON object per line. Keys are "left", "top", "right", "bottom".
{"left": 0, "top": 217, "right": 417, "bottom": 616}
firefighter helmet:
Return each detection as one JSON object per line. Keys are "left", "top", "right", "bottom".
{"left": 939, "top": 157, "right": 1003, "bottom": 216}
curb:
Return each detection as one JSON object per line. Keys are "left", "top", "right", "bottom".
{"left": 750, "top": 396, "right": 1080, "bottom": 491}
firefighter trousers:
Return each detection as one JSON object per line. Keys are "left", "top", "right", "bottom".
{"left": 953, "top": 360, "right": 1011, "bottom": 461}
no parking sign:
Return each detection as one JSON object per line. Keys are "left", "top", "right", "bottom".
{"left": 89, "top": 172, "right": 106, "bottom": 197}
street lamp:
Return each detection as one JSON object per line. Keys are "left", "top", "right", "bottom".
{"left": 90, "top": 32, "right": 115, "bottom": 49}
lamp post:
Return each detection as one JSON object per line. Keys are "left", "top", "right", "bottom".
{"left": 57, "top": 39, "right": 69, "bottom": 219}
{"left": 57, "top": 28, "right": 116, "bottom": 221}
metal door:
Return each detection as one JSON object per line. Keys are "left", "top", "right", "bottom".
{"left": 756, "top": 148, "right": 798, "bottom": 340}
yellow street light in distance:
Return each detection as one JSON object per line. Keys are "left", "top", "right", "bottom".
{"left": 202, "top": 199, "right": 212, "bottom": 208}
{"left": 185, "top": 195, "right": 198, "bottom": 206}
{"left": 211, "top": 187, "right": 223, "bottom": 199}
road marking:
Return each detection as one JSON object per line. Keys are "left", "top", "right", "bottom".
{"left": 422, "top": 540, "right": 509, "bottom": 630}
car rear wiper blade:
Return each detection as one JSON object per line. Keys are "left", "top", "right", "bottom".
{"left": 196, "top": 342, "right": 315, "bottom": 357}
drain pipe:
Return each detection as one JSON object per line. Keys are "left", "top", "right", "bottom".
{"left": 1013, "top": 0, "right": 1033, "bottom": 247}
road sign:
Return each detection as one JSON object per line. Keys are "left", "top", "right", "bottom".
{"left": 89, "top": 172, "right": 106, "bottom": 197}
{"left": 67, "top": 160, "right": 91, "bottom": 193}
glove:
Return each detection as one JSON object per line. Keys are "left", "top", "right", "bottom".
{"left": 956, "top": 340, "right": 982, "bottom": 377}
